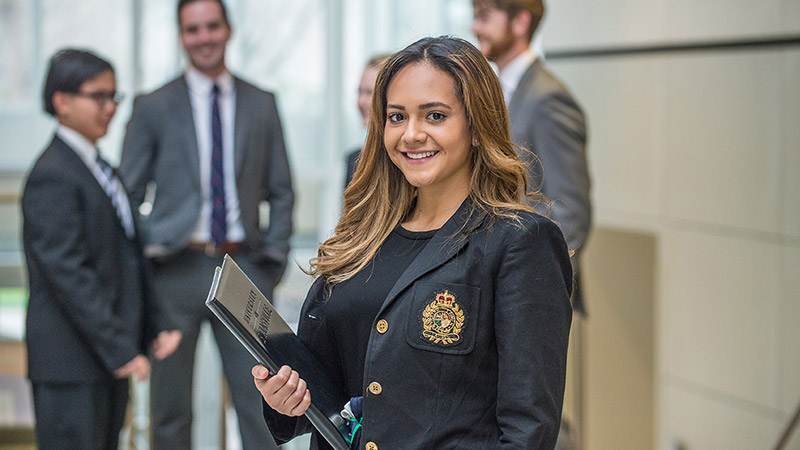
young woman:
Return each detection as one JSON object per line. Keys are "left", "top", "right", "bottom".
{"left": 254, "top": 36, "right": 573, "bottom": 449}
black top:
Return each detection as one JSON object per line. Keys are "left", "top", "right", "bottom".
{"left": 265, "top": 200, "right": 573, "bottom": 449}
{"left": 321, "top": 225, "right": 436, "bottom": 396}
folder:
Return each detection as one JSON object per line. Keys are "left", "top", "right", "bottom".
{"left": 206, "top": 254, "right": 350, "bottom": 450}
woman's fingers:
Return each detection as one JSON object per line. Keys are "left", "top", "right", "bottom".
{"left": 252, "top": 365, "right": 310, "bottom": 416}
{"left": 289, "top": 386, "right": 311, "bottom": 417}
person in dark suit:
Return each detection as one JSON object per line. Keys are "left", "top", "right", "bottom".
{"left": 22, "top": 49, "right": 181, "bottom": 450}
{"left": 344, "top": 54, "right": 390, "bottom": 189}
{"left": 118, "top": 0, "right": 293, "bottom": 448}
{"left": 473, "top": 0, "right": 591, "bottom": 313}
{"left": 254, "top": 36, "right": 572, "bottom": 449}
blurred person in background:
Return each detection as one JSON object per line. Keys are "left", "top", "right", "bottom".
{"left": 473, "top": 0, "right": 591, "bottom": 310}
{"left": 22, "top": 48, "right": 180, "bottom": 450}
{"left": 473, "top": 3, "right": 592, "bottom": 448}
{"left": 344, "top": 54, "right": 390, "bottom": 188}
{"left": 119, "top": 0, "right": 293, "bottom": 448}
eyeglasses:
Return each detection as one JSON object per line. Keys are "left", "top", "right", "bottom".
{"left": 71, "top": 91, "right": 124, "bottom": 107}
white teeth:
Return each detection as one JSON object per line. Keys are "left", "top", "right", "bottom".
{"left": 406, "top": 151, "right": 437, "bottom": 160}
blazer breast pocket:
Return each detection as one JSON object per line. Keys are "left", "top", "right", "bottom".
{"left": 405, "top": 280, "right": 480, "bottom": 355}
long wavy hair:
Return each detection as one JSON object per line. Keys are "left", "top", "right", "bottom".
{"left": 308, "top": 36, "right": 544, "bottom": 284}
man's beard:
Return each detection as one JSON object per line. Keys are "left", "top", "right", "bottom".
{"left": 480, "top": 28, "right": 515, "bottom": 62}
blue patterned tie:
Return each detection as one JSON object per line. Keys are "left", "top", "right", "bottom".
{"left": 210, "top": 84, "right": 227, "bottom": 246}
{"left": 95, "top": 154, "right": 135, "bottom": 239}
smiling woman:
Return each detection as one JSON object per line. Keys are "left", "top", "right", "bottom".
{"left": 383, "top": 62, "right": 473, "bottom": 222}
{"left": 253, "top": 36, "right": 574, "bottom": 449}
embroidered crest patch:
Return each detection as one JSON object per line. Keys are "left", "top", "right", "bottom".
{"left": 421, "top": 290, "right": 465, "bottom": 345}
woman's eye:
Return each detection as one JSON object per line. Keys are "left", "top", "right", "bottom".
{"left": 387, "top": 112, "right": 405, "bottom": 123}
{"left": 428, "top": 112, "right": 446, "bottom": 122}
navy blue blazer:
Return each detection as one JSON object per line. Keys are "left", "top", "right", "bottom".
{"left": 265, "top": 199, "right": 572, "bottom": 449}
{"left": 22, "top": 136, "right": 172, "bottom": 382}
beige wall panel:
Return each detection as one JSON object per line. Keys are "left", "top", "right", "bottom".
{"left": 785, "top": 0, "right": 800, "bottom": 30}
{"left": 659, "top": 384, "right": 782, "bottom": 450}
{"left": 658, "top": 229, "right": 780, "bottom": 408}
{"left": 549, "top": 58, "right": 662, "bottom": 219}
{"left": 783, "top": 50, "right": 800, "bottom": 238}
{"left": 663, "top": 51, "right": 783, "bottom": 233}
{"left": 780, "top": 246, "right": 800, "bottom": 413}
{"left": 542, "top": 1, "right": 665, "bottom": 49}
{"left": 663, "top": 0, "right": 790, "bottom": 42}
{"left": 582, "top": 227, "right": 656, "bottom": 450}
{"left": 544, "top": 0, "right": 798, "bottom": 50}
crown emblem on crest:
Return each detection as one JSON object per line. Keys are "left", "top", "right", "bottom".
{"left": 436, "top": 291, "right": 455, "bottom": 306}
{"left": 422, "top": 290, "right": 465, "bottom": 346}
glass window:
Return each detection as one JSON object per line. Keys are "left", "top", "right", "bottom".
{"left": 0, "top": 0, "right": 36, "bottom": 109}
{"left": 0, "top": 0, "right": 476, "bottom": 374}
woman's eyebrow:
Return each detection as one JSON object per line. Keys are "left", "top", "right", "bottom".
{"left": 386, "top": 101, "right": 453, "bottom": 110}
{"left": 419, "top": 101, "right": 452, "bottom": 110}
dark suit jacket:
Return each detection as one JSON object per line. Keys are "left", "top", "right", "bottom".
{"left": 344, "top": 148, "right": 361, "bottom": 189}
{"left": 119, "top": 75, "right": 293, "bottom": 271}
{"left": 22, "top": 135, "right": 171, "bottom": 382}
{"left": 509, "top": 59, "right": 591, "bottom": 259}
{"left": 265, "top": 200, "right": 573, "bottom": 449}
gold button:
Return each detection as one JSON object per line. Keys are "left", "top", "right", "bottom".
{"left": 368, "top": 381, "right": 382, "bottom": 395}
{"left": 365, "top": 442, "right": 378, "bottom": 450}
{"left": 376, "top": 319, "right": 388, "bottom": 334}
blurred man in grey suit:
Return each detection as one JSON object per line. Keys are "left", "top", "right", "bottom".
{"left": 119, "top": 0, "right": 292, "bottom": 448}
{"left": 473, "top": 0, "right": 591, "bottom": 301}
{"left": 473, "top": 3, "right": 589, "bottom": 448}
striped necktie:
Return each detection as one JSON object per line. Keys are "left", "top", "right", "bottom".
{"left": 210, "top": 83, "right": 227, "bottom": 245}
{"left": 95, "top": 154, "right": 135, "bottom": 239}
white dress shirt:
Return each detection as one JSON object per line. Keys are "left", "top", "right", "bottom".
{"left": 498, "top": 49, "right": 537, "bottom": 106}
{"left": 57, "top": 125, "right": 135, "bottom": 238}
{"left": 184, "top": 67, "right": 245, "bottom": 243}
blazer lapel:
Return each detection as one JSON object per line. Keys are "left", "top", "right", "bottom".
{"left": 376, "top": 198, "right": 485, "bottom": 316}
{"left": 52, "top": 136, "right": 97, "bottom": 188}
{"left": 508, "top": 58, "right": 541, "bottom": 126}
{"left": 175, "top": 76, "right": 202, "bottom": 189}
{"left": 232, "top": 78, "right": 249, "bottom": 178}
{"left": 52, "top": 136, "right": 127, "bottom": 235}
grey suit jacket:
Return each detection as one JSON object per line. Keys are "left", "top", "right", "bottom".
{"left": 120, "top": 75, "right": 294, "bottom": 273}
{"left": 508, "top": 59, "right": 591, "bottom": 258}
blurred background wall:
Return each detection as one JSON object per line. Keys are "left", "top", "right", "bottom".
{"left": 543, "top": 1, "right": 799, "bottom": 449}
{"left": 0, "top": 0, "right": 798, "bottom": 449}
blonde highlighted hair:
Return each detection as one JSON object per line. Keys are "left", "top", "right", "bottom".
{"left": 309, "top": 36, "right": 544, "bottom": 284}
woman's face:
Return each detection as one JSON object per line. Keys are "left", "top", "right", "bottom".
{"left": 384, "top": 62, "right": 472, "bottom": 197}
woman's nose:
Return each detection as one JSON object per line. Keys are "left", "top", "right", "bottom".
{"left": 402, "top": 119, "right": 425, "bottom": 145}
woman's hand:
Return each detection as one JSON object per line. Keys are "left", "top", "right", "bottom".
{"left": 252, "top": 364, "right": 311, "bottom": 417}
